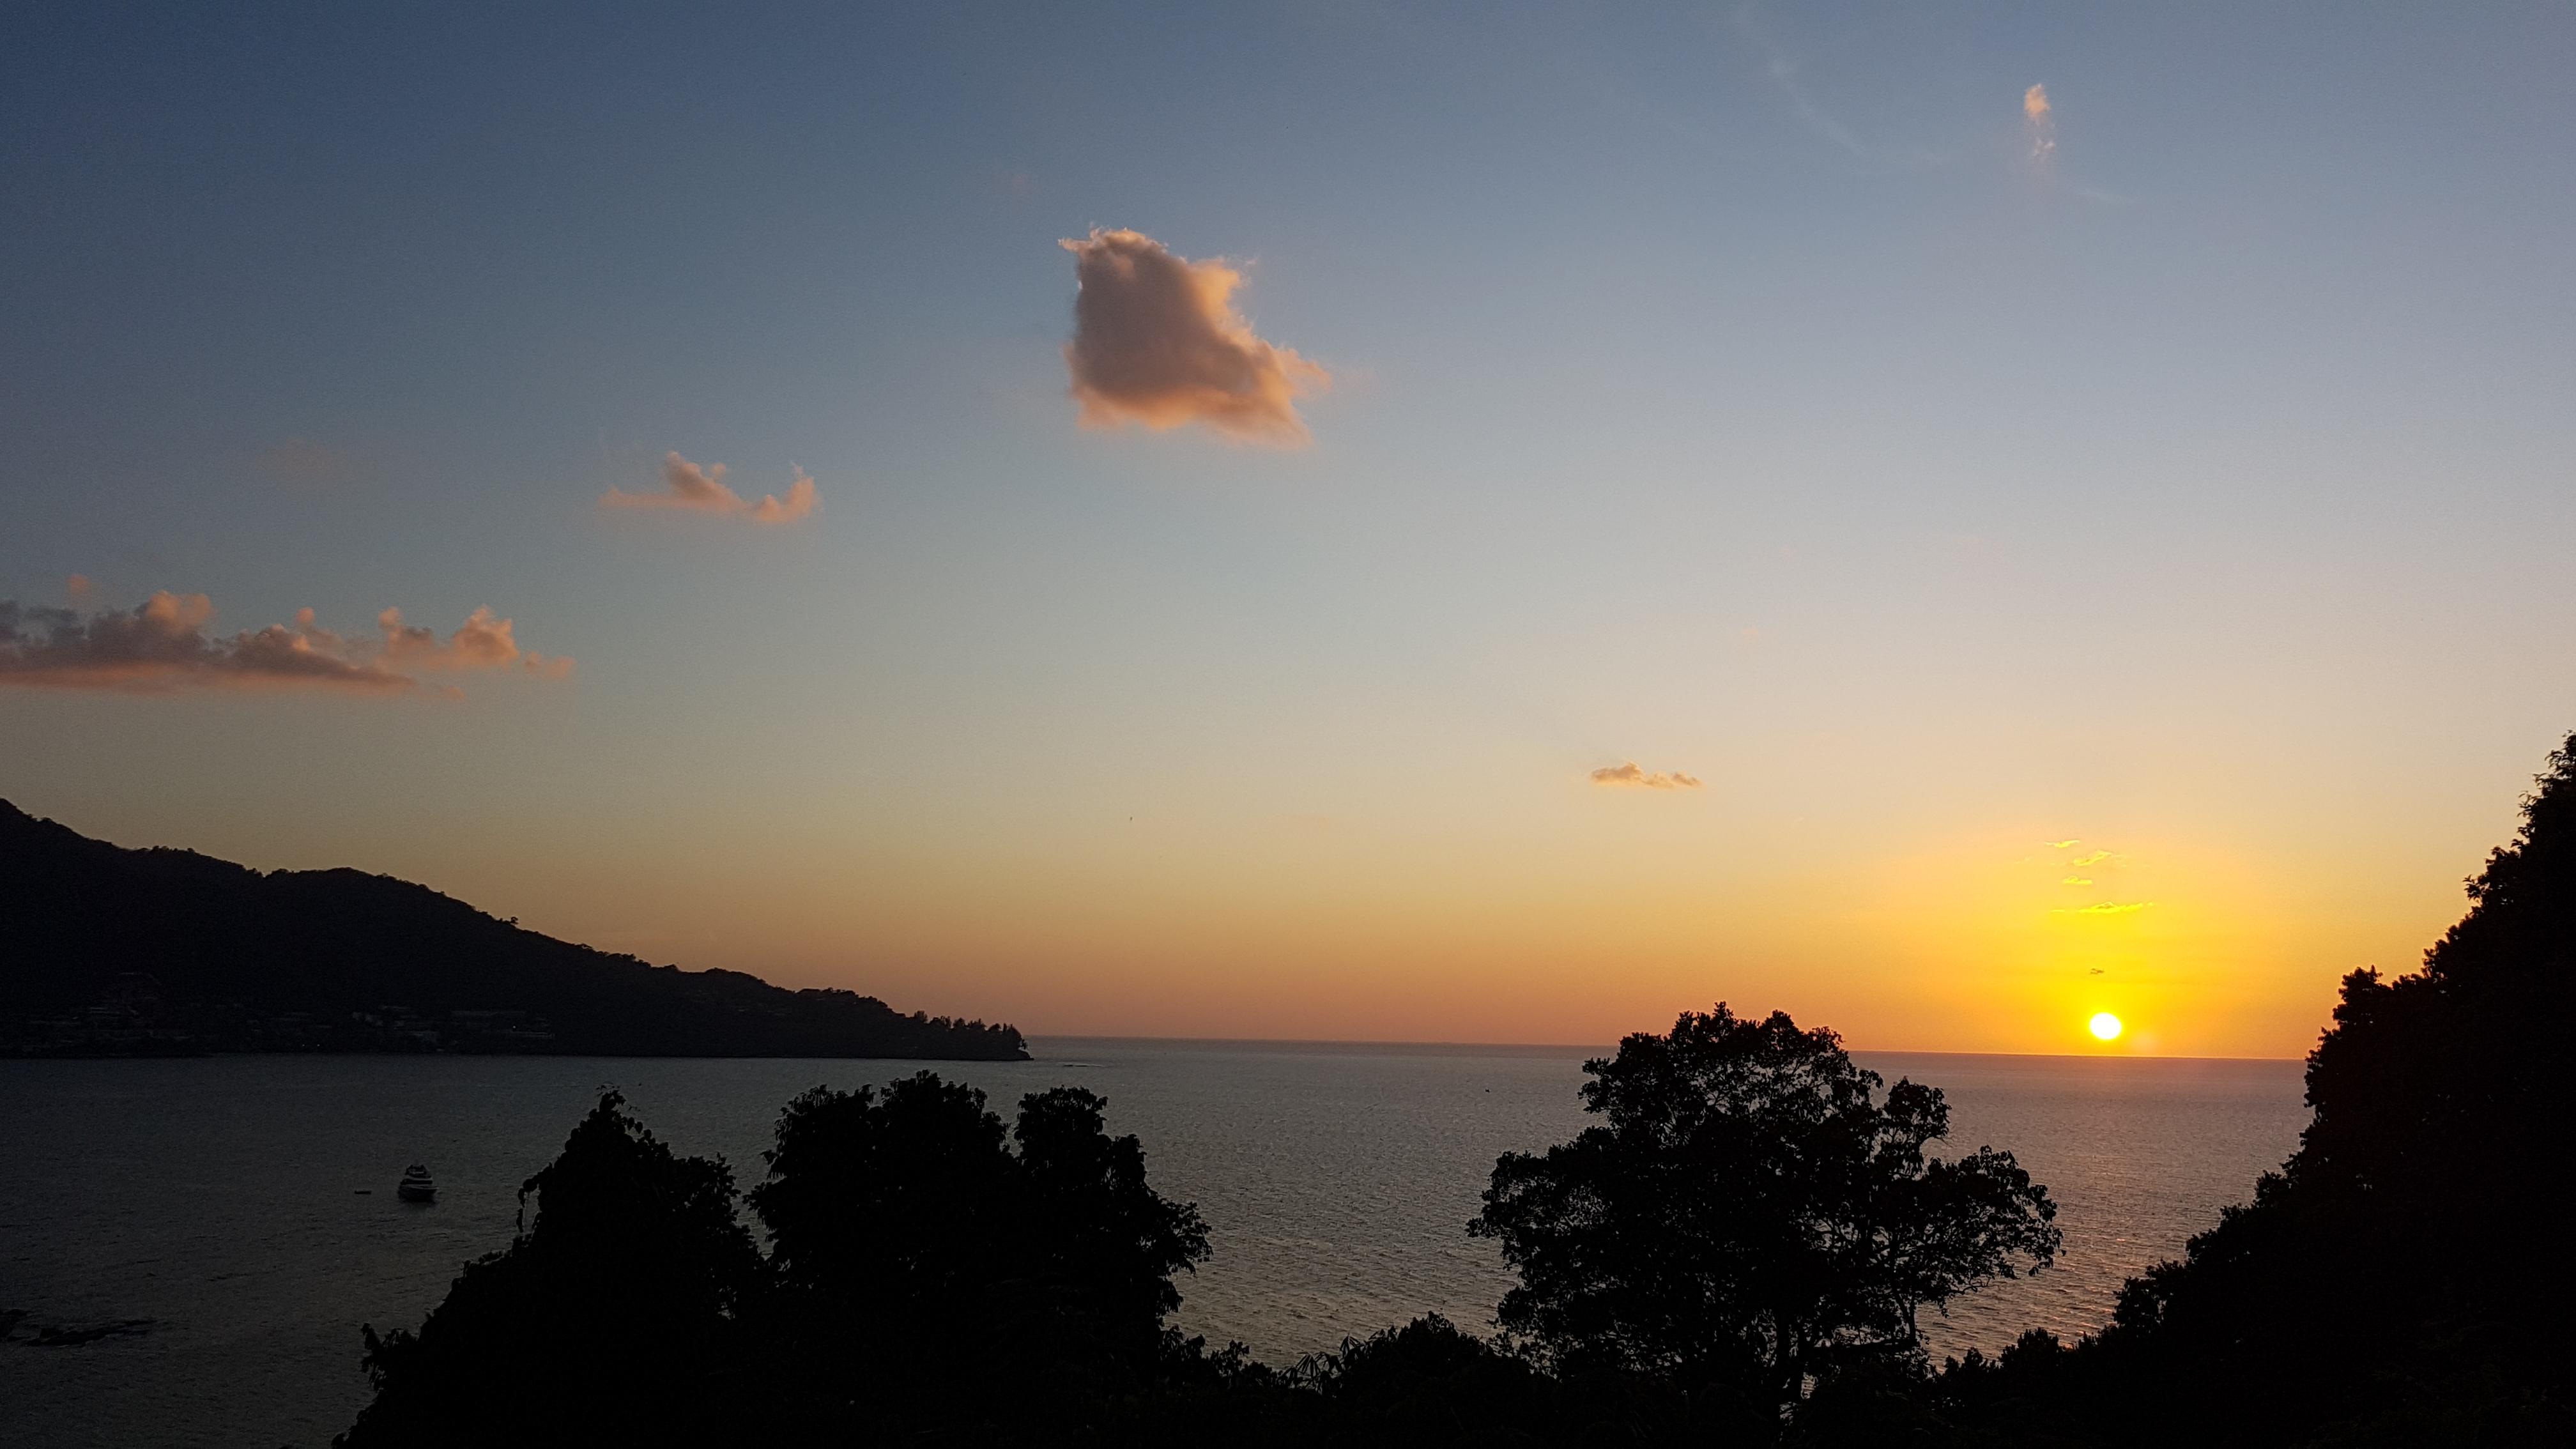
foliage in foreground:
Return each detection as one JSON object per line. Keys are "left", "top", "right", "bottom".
{"left": 339, "top": 1075, "right": 1210, "bottom": 1446}
{"left": 335, "top": 1018, "right": 2055, "bottom": 1447}
{"left": 1475, "top": 1004, "right": 2059, "bottom": 1406}
{"left": 339, "top": 1092, "right": 762, "bottom": 1446}
{"left": 1940, "top": 733, "right": 2576, "bottom": 1447}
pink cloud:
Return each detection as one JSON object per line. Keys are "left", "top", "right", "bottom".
{"left": 1060, "top": 228, "right": 1329, "bottom": 445}
{"left": 602, "top": 452, "right": 819, "bottom": 525}
{"left": 378, "top": 606, "right": 574, "bottom": 679}
{"left": 0, "top": 593, "right": 570, "bottom": 695}
{"left": 2024, "top": 83, "right": 2057, "bottom": 169}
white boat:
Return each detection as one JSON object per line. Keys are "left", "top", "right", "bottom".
{"left": 395, "top": 1164, "right": 437, "bottom": 1203}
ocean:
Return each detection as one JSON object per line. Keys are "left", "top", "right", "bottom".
{"left": 0, "top": 1041, "right": 2306, "bottom": 1448}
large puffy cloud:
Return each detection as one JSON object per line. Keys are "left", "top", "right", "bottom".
{"left": 0, "top": 593, "right": 569, "bottom": 695}
{"left": 602, "top": 452, "right": 819, "bottom": 525}
{"left": 1590, "top": 762, "right": 1703, "bottom": 790}
{"left": 1060, "top": 229, "right": 1329, "bottom": 445}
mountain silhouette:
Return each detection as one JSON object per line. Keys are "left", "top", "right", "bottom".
{"left": 0, "top": 801, "right": 1025, "bottom": 1060}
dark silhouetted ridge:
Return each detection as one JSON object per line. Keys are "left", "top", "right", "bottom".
{"left": 1929, "top": 733, "right": 2576, "bottom": 1446}
{"left": 0, "top": 800, "right": 1026, "bottom": 1060}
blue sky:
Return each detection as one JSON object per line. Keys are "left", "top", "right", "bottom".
{"left": 5, "top": 3, "right": 2573, "bottom": 1050}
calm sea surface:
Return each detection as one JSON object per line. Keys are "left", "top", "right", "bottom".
{"left": 0, "top": 1041, "right": 2306, "bottom": 1448}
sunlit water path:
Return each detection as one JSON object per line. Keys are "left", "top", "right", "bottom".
{"left": 0, "top": 1043, "right": 2304, "bottom": 1448}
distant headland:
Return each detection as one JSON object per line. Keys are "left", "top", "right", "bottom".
{"left": 0, "top": 801, "right": 1027, "bottom": 1061}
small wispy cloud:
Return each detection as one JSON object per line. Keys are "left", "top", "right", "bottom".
{"left": 1728, "top": 5, "right": 1939, "bottom": 168}
{"left": 1590, "top": 762, "right": 1703, "bottom": 791}
{"left": 65, "top": 574, "right": 95, "bottom": 601}
{"left": 2057, "top": 901, "right": 2152, "bottom": 917}
{"left": 1060, "top": 229, "right": 1329, "bottom": 446}
{"left": 2061, "top": 875, "right": 2093, "bottom": 887}
{"left": 602, "top": 452, "right": 819, "bottom": 525}
{"left": 2018, "top": 82, "right": 2132, "bottom": 204}
{"left": 1758, "top": 47, "right": 1873, "bottom": 161}
{"left": 0, "top": 593, "right": 569, "bottom": 696}
{"left": 2023, "top": 83, "right": 2056, "bottom": 169}
{"left": 2043, "top": 839, "right": 2079, "bottom": 849}
{"left": 2069, "top": 850, "right": 2125, "bottom": 868}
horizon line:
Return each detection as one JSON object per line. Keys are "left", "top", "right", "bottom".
{"left": 1023, "top": 1033, "right": 2304, "bottom": 1064}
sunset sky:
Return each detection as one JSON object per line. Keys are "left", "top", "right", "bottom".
{"left": 6, "top": 4, "right": 2573, "bottom": 1056}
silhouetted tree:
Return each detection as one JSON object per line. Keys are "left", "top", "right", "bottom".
{"left": 2025, "top": 732, "right": 2576, "bottom": 1446}
{"left": 1294, "top": 1314, "right": 1560, "bottom": 1443}
{"left": 341, "top": 1076, "right": 1215, "bottom": 1446}
{"left": 1473, "top": 1005, "right": 2059, "bottom": 1409}
{"left": 1101, "top": 1312, "right": 1779, "bottom": 1448}
{"left": 746, "top": 1071, "right": 1209, "bottom": 1436}
{"left": 335, "top": 1091, "right": 763, "bottom": 1448}
{"left": 339, "top": 1043, "right": 2112, "bottom": 1444}
{"left": 753, "top": 1071, "right": 1017, "bottom": 1319}
{"left": 1013, "top": 1084, "right": 1214, "bottom": 1356}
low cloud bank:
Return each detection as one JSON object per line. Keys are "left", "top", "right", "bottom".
{"left": 0, "top": 594, "right": 569, "bottom": 695}
{"left": 1060, "top": 229, "right": 1328, "bottom": 445}
{"left": 603, "top": 453, "right": 818, "bottom": 525}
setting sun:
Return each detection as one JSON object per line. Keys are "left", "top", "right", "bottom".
{"left": 2089, "top": 1012, "right": 2125, "bottom": 1042}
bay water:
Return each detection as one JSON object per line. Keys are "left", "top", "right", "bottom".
{"left": 0, "top": 1041, "right": 2306, "bottom": 1448}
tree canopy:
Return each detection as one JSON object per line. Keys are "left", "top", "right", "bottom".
{"left": 337, "top": 1092, "right": 763, "bottom": 1447}
{"left": 749, "top": 1072, "right": 1211, "bottom": 1430}
{"left": 1472, "top": 1004, "right": 2060, "bottom": 1406}
{"left": 337, "top": 1075, "right": 1211, "bottom": 1445}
